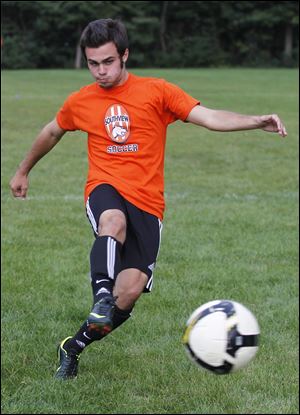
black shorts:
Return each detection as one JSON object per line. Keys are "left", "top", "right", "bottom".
{"left": 85, "top": 184, "right": 163, "bottom": 292}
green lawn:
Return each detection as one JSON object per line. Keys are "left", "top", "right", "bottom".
{"left": 1, "top": 68, "right": 299, "bottom": 414}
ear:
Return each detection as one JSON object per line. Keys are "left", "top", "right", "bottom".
{"left": 122, "top": 48, "right": 129, "bottom": 63}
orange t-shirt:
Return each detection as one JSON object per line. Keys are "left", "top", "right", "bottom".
{"left": 56, "top": 73, "right": 199, "bottom": 219}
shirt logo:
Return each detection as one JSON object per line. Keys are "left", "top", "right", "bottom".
{"left": 104, "top": 104, "right": 130, "bottom": 143}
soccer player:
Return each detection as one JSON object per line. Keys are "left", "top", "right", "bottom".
{"left": 9, "top": 19, "right": 287, "bottom": 380}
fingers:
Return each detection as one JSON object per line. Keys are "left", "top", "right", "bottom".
{"left": 272, "top": 114, "right": 287, "bottom": 137}
{"left": 11, "top": 186, "right": 27, "bottom": 199}
{"left": 262, "top": 114, "right": 288, "bottom": 137}
{"left": 9, "top": 177, "right": 28, "bottom": 199}
{"left": 18, "top": 188, "right": 28, "bottom": 199}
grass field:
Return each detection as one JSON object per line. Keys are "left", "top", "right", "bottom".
{"left": 1, "top": 68, "right": 299, "bottom": 414}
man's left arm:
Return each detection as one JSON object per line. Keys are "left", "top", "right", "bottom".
{"left": 186, "top": 105, "right": 287, "bottom": 137}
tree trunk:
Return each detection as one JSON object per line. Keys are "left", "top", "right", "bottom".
{"left": 160, "top": 1, "right": 168, "bottom": 53}
{"left": 74, "top": 41, "right": 82, "bottom": 69}
{"left": 283, "top": 23, "right": 293, "bottom": 64}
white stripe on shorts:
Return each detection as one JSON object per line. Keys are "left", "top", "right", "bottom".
{"left": 145, "top": 218, "right": 163, "bottom": 291}
{"left": 86, "top": 197, "right": 98, "bottom": 235}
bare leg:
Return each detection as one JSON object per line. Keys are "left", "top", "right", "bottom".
{"left": 113, "top": 268, "right": 148, "bottom": 310}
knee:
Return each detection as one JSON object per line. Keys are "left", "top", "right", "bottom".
{"left": 98, "top": 210, "right": 126, "bottom": 243}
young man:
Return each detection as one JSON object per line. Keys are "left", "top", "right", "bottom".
{"left": 10, "top": 19, "right": 287, "bottom": 380}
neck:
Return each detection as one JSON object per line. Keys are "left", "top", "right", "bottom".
{"left": 118, "top": 69, "right": 129, "bottom": 86}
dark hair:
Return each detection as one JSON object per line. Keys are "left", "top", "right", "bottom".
{"left": 80, "top": 18, "right": 128, "bottom": 59}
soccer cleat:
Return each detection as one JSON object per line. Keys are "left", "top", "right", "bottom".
{"left": 55, "top": 337, "right": 80, "bottom": 380}
{"left": 87, "top": 295, "right": 116, "bottom": 335}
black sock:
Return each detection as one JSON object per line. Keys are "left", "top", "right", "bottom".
{"left": 90, "top": 235, "right": 122, "bottom": 303}
{"left": 112, "top": 304, "right": 133, "bottom": 329}
{"left": 64, "top": 305, "right": 133, "bottom": 354}
{"left": 64, "top": 236, "right": 125, "bottom": 355}
{"left": 63, "top": 321, "right": 93, "bottom": 354}
{"left": 92, "top": 277, "right": 114, "bottom": 304}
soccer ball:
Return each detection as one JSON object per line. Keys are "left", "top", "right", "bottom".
{"left": 182, "top": 299, "right": 260, "bottom": 374}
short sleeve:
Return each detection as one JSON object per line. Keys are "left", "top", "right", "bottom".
{"left": 163, "top": 80, "right": 200, "bottom": 122}
{"left": 56, "top": 94, "right": 78, "bottom": 131}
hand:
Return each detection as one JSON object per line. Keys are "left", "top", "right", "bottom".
{"left": 260, "top": 114, "right": 287, "bottom": 137}
{"left": 10, "top": 172, "right": 29, "bottom": 199}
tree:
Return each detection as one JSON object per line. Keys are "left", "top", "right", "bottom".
{"left": 1, "top": 0, "right": 299, "bottom": 69}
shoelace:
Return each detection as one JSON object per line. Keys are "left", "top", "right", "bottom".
{"left": 95, "top": 295, "right": 118, "bottom": 312}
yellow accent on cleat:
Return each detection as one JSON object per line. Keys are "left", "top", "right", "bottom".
{"left": 89, "top": 312, "right": 106, "bottom": 319}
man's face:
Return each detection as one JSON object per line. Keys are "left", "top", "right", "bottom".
{"left": 85, "top": 42, "right": 129, "bottom": 89}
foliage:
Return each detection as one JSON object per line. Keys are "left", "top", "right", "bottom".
{"left": 1, "top": 1, "right": 299, "bottom": 68}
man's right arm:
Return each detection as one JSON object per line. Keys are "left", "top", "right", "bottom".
{"left": 10, "top": 118, "right": 66, "bottom": 198}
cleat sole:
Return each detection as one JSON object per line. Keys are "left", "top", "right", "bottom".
{"left": 88, "top": 322, "right": 112, "bottom": 335}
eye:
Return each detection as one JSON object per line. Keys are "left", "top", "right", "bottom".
{"left": 88, "top": 61, "right": 98, "bottom": 67}
{"left": 104, "top": 59, "right": 114, "bottom": 65}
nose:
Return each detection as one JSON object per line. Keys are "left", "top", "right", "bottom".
{"left": 98, "top": 64, "right": 107, "bottom": 76}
